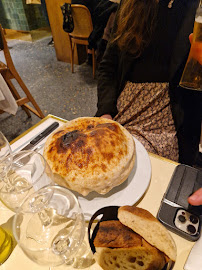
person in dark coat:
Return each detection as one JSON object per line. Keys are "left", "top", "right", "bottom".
{"left": 96, "top": 0, "right": 202, "bottom": 166}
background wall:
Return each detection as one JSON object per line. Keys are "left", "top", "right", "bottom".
{"left": 0, "top": 0, "right": 48, "bottom": 31}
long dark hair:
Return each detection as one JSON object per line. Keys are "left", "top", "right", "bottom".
{"left": 111, "top": 0, "right": 159, "bottom": 56}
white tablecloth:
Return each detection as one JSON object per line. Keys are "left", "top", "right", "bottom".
{"left": 1, "top": 115, "right": 196, "bottom": 270}
{"left": 0, "top": 74, "right": 18, "bottom": 115}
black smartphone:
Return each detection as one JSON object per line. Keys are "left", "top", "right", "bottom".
{"left": 157, "top": 164, "right": 202, "bottom": 241}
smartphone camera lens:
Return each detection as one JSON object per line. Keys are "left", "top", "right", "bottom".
{"left": 189, "top": 215, "right": 198, "bottom": 224}
{"left": 178, "top": 215, "right": 186, "bottom": 223}
{"left": 187, "top": 224, "right": 196, "bottom": 234}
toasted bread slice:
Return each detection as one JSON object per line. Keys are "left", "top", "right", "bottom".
{"left": 118, "top": 206, "right": 177, "bottom": 261}
{"left": 94, "top": 220, "right": 142, "bottom": 248}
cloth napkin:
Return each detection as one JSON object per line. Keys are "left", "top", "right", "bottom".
{"left": 184, "top": 232, "right": 202, "bottom": 270}
{"left": 0, "top": 74, "right": 18, "bottom": 115}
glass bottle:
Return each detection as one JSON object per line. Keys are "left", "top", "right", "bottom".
{"left": 0, "top": 226, "right": 12, "bottom": 265}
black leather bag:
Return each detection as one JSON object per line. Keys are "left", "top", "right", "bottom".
{"left": 61, "top": 3, "right": 74, "bottom": 33}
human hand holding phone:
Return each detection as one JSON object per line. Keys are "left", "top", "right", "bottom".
{"left": 188, "top": 187, "right": 202, "bottom": 206}
{"left": 157, "top": 165, "right": 202, "bottom": 241}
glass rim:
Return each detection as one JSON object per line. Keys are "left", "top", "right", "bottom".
{"left": 0, "top": 150, "right": 49, "bottom": 194}
{"left": 12, "top": 185, "right": 84, "bottom": 254}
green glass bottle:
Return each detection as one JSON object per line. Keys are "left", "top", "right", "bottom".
{"left": 0, "top": 226, "right": 12, "bottom": 265}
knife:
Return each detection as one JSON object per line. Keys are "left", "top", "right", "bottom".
{"left": 21, "top": 122, "right": 59, "bottom": 151}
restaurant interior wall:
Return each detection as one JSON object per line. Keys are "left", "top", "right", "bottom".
{"left": 0, "top": 0, "right": 48, "bottom": 31}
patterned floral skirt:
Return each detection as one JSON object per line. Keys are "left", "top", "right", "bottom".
{"left": 114, "top": 82, "right": 179, "bottom": 162}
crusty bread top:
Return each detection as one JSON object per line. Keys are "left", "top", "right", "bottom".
{"left": 118, "top": 206, "right": 177, "bottom": 261}
{"left": 120, "top": 206, "right": 158, "bottom": 221}
{"left": 43, "top": 117, "right": 135, "bottom": 196}
{"left": 94, "top": 220, "right": 142, "bottom": 248}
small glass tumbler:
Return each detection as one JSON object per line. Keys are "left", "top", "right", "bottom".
{"left": 0, "top": 150, "right": 54, "bottom": 212}
{"left": 13, "top": 185, "right": 85, "bottom": 267}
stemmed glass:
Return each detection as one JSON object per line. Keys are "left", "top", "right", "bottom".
{"left": 0, "top": 132, "right": 11, "bottom": 160}
{"left": 12, "top": 185, "right": 87, "bottom": 267}
{"left": 0, "top": 132, "right": 12, "bottom": 181}
{"left": 0, "top": 150, "right": 54, "bottom": 212}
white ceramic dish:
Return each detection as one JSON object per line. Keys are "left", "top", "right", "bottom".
{"left": 73, "top": 137, "right": 151, "bottom": 219}
{"left": 35, "top": 135, "right": 151, "bottom": 220}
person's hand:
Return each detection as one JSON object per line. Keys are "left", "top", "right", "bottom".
{"left": 100, "top": 114, "right": 113, "bottom": 120}
{"left": 188, "top": 188, "right": 202, "bottom": 206}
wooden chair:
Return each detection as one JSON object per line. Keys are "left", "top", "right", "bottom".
{"left": 0, "top": 25, "right": 44, "bottom": 119}
{"left": 68, "top": 5, "right": 96, "bottom": 78}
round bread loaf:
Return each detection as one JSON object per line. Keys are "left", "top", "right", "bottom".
{"left": 43, "top": 117, "right": 136, "bottom": 196}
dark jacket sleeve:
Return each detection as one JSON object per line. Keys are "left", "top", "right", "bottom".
{"left": 95, "top": 43, "right": 120, "bottom": 117}
{"left": 88, "top": 2, "right": 118, "bottom": 49}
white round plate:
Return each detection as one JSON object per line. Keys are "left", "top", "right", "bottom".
{"left": 74, "top": 137, "right": 151, "bottom": 219}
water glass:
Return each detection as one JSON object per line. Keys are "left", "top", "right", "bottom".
{"left": 13, "top": 185, "right": 85, "bottom": 267}
{"left": 0, "top": 150, "right": 54, "bottom": 212}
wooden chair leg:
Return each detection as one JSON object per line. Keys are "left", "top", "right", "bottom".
{"left": 92, "top": 49, "right": 96, "bottom": 79}
{"left": 71, "top": 43, "right": 75, "bottom": 73}
{"left": 9, "top": 69, "right": 44, "bottom": 119}
{"left": 6, "top": 78, "right": 31, "bottom": 118}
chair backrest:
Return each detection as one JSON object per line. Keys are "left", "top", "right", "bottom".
{"left": 0, "top": 25, "right": 4, "bottom": 50}
{"left": 69, "top": 5, "right": 93, "bottom": 39}
{"left": 0, "top": 24, "right": 17, "bottom": 71}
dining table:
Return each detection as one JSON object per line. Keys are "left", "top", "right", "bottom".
{"left": 0, "top": 114, "right": 197, "bottom": 270}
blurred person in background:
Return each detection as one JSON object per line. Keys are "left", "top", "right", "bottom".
{"left": 72, "top": 0, "right": 119, "bottom": 65}
{"left": 96, "top": 0, "right": 202, "bottom": 166}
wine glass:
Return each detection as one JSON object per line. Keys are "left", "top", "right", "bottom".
{"left": 0, "top": 132, "right": 12, "bottom": 181}
{"left": 13, "top": 185, "right": 86, "bottom": 267}
{"left": 0, "top": 132, "right": 11, "bottom": 160}
{"left": 0, "top": 150, "right": 54, "bottom": 212}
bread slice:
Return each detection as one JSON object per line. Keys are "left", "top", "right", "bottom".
{"left": 94, "top": 246, "right": 166, "bottom": 270}
{"left": 118, "top": 206, "right": 177, "bottom": 261}
{"left": 94, "top": 220, "right": 166, "bottom": 270}
{"left": 94, "top": 220, "right": 142, "bottom": 248}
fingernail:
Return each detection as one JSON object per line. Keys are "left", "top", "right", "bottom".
{"left": 189, "top": 194, "right": 198, "bottom": 201}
